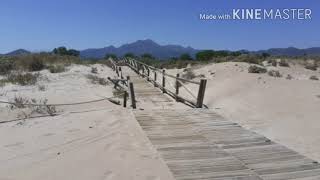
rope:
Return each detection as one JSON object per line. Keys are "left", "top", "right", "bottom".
{"left": 177, "top": 79, "right": 198, "bottom": 100}
{"left": 0, "top": 97, "right": 115, "bottom": 107}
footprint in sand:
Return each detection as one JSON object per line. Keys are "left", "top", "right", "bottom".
{"left": 146, "top": 176, "right": 160, "bottom": 180}
{"left": 43, "top": 133, "right": 55, "bottom": 137}
{"left": 104, "top": 142, "right": 116, "bottom": 151}
{"left": 67, "top": 128, "right": 80, "bottom": 133}
{"left": 4, "top": 142, "right": 24, "bottom": 148}
{"left": 102, "top": 170, "right": 115, "bottom": 180}
{"left": 108, "top": 120, "right": 121, "bottom": 128}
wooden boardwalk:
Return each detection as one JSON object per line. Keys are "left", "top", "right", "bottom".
{"left": 123, "top": 66, "right": 320, "bottom": 180}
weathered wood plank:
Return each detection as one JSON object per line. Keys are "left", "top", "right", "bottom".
{"left": 134, "top": 109, "right": 320, "bottom": 180}
{"left": 124, "top": 67, "right": 320, "bottom": 180}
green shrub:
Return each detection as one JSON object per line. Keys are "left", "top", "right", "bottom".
{"left": 267, "top": 59, "right": 277, "bottom": 66}
{"left": 268, "top": 70, "right": 282, "bottom": 77}
{"left": 248, "top": 65, "right": 267, "bottom": 73}
{"left": 180, "top": 53, "right": 193, "bottom": 60}
{"left": 6, "top": 72, "right": 39, "bottom": 86}
{"left": 305, "top": 63, "right": 318, "bottom": 71}
{"left": 29, "top": 57, "right": 45, "bottom": 71}
{"left": 279, "top": 59, "right": 289, "bottom": 67}
{"left": 237, "top": 54, "right": 262, "bottom": 65}
{"left": 49, "top": 64, "right": 66, "bottom": 73}
{"left": 0, "top": 58, "right": 15, "bottom": 75}
{"left": 310, "top": 75, "right": 319, "bottom": 80}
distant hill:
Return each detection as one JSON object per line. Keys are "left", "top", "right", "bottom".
{"left": 80, "top": 39, "right": 199, "bottom": 59}
{"left": 81, "top": 40, "right": 320, "bottom": 59}
{"left": 4, "top": 49, "right": 31, "bottom": 56}
{"left": 2, "top": 43, "right": 320, "bottom": 59}
{"left": 256, "top": 47, "right": 320, "bottom": 57}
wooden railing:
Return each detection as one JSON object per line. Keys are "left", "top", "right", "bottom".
{"left": 124, "top": 58, "right": 207, "bottom": 108}
{"left": 109, "top": 58, "right": 136, "bottom": 109}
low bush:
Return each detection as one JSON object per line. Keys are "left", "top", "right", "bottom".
{"left": 38, "top": 85, "right": 46, "bottom": 91}
{"left": 86, "top": 74, "right": 108, "bottom": 85}
{"left": 268, "top": 70, "right": 282, "bottom": 77}
{"left": 91, "top": 67, "right": 98, "bottom": 74}
{"left": 181, "top": 69, "right": 196, "bottom": 80}
{"left": 305, "top": 63, "right": 318, "bottom": 71}
{"left": 286, "top": 74, "right": 293, "bottom": 80}
{"left": 268, "top": 59, "right": 277, "bottom": 67}
{"left": 310, "top": 75, "right": 319, "bottom": 81}
{"left": 0, "top": 58, "right": 15, "bottom": 75}
{"left": 112, "top": 89, "right": 125, "bottom": 98}
{"left": 236, "top": 54, "right": 262, "bottom": 65}
{"left": 28, "top": 57, "right": 45, "bottom": 71}
{"left": 49, "top": 64, "right": 66, "bottom": 73}
{"left": 6, "top": 72, "right": 39, "bottom": 86}
{"left": 279, "top": 59, "right": 289, "bottom": 67}
{"left": 10, "top": 97, "right": 57, "bottom": 117}
{"left": 10, "top": 96, "right": 30, "bottom": 109}
{"left": 248, "top": 65, "right": 267, "bottom": 73}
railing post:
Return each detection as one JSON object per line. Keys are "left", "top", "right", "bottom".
{"left": 137, "top": 63, "right": 140, "bottom": 74}
{"left": 123, "top": 91, "right": 127, "bottom": 107}
{"left": 162, "top": 69, "right": 166, "bottom": 93}
{"left": 142, "top": 65, "right": 145, "bottom": 75}
{"left": 196, "top": 79, "right": 207, "bottom": 108}
{"left": 116, "top": 65, "right": 119, "bottom": 77}
{"left": 119, "top": 67, "right": 123, "bottom": 79}
{"left": 129, "top": 82, "right": 136, "bottom": 109}
{"left": 126, "top": 76, "right": 130, "bottom": 86}
{"left": 154, "top": 71, "right": 157, "bottom": 87}
{"left": 147, "top": 68, "right": 150, "bottom": 81}
{"left": 175, "top": 73, "right": 180, "bottom": 101}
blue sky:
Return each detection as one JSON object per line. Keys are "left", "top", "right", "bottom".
{"left": 0, "top": 0, "right": 319, "bottom": 53}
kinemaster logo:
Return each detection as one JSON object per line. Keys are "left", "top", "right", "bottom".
{"left": 200, "top": 8, "right": 312, "bottom": 20}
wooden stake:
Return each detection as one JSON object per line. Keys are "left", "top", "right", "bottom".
{"left": 147, "top": 68, "right": 150, "bottom": 81}
{"left": 154, "top": 71, "right": 157, "bottom": 87}
{"left": 162, "top": 69, "right": 166, "bottom": 93}
{"left": 129, "top": 82, "right": 136, "bottom": 109}
{"left": 116, "top": 66, "right": 119, "bottom": 77}
{"left": 123, "top": 91, "right": 127, "bottom": 107}
{"left": 196, "top": 79, "right": 207, "bottom": 108}
{"left": 175, "top": 73, "right": 180, "bottom": 101}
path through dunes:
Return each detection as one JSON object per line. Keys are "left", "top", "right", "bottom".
{"left": 123, "top": 65, "right": 320, "bottom": 180}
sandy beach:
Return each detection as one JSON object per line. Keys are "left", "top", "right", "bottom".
{"left": 0, "top": 64, "right": 175, "bottom": 180}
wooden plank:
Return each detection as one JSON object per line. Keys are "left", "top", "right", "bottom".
{"left": 121, "top": 67, "right": 320, "bottom": 180}
{"left": 133, "top": 109, "right": 320, "bottom": 180}
{"left": 128, "top": 82, "right": 136, "bottom": 109}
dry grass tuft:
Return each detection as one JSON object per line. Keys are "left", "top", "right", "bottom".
{"left": 248, "top": 65, "right": 267, "bottom": 73}
{"left": 268, "top": 70, "right": 282, "bottom": 77}
{"left": 86, "top": 74, "right": 108, "bottom": 85}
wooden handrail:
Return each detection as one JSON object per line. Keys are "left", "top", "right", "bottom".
{"left": 124, "top": 58, "right": 207, "bottom": 108}
{"left": 126, "top": 58, "right": 200, "bottom": 85}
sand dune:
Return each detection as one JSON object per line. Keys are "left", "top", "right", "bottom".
{"left": 0, "top": 64, "right": 174, "bottom": 180}
{"left": 1, "top": 61, "right": 320, "bottom": 179}
{"left": 170, "top": 62, "right": 320, "bottom": 162}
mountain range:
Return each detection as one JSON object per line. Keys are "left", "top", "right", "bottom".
{"left": 256, "top": 47, "right": 320, "bottom": 57}
{"left": 1, "top": 40, "right": 320, "bottom": 59}
{"left": 1, "top": 49, "right": 31, "bottom": 56}
{"left": 80, "top": 39, "right": 198, "bottom": 59}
